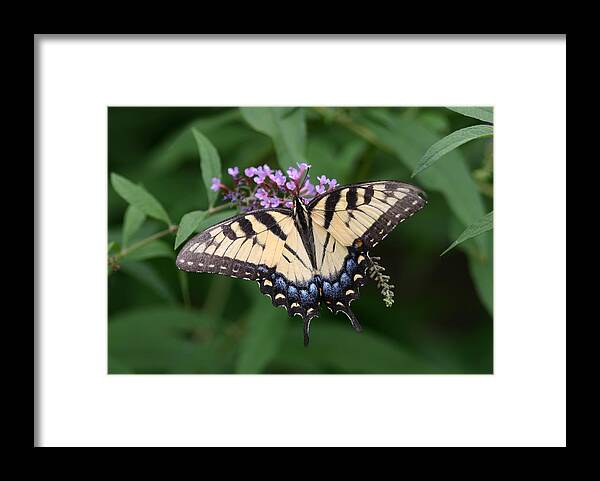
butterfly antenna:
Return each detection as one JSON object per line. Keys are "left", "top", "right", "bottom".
{"left": 299, "top": 164, "right": 311, "bottom": 190}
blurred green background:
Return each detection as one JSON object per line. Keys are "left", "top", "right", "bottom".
{"left": 108, "top": 107, "right": 493, "bottom": 374}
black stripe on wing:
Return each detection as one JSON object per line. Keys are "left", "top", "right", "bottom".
{"left": 320, "top": 247, "right": 368, "bottom": 333}
{"left": 177, "top": 207, "right": 322, "bottom": 344}
{"left": 176, "top": 207, "right": 292, "bottom": 280}
{"left": 308, "top": 180, "right": 428, "bottom": 250}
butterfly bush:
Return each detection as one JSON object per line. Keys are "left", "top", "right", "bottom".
{"left": 210, "top": 162, "right": 338, "bottom": 212}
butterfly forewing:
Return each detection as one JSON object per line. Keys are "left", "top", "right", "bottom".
{"left": 177, "top": 208, "right": 293, "bottom": 280}
{"left": 308, "top": 181, "right": 428, "bottom": 250}
{"left": 177, "top": 208, "right": 320, "bottom": 331}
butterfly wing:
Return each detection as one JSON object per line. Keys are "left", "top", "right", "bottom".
{"left": 311, "top": 221, "right": 368, "bottom": 330}
{"left": 308, "top": 181, "right": 427, "bottom": 326}
{"left": 308, "top": 181, "right": 428, "bottom": 250}
{"left": 176, "top": 208, "right": 320, "bottom": 342}
{"left": 177, "top": 208, "right": 293, "bottom": 278}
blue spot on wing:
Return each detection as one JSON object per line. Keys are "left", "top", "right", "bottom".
{"left": 346, "top": 258, "right": 357, "bottom": 276}
{"left": 340, "top": 273, "right": 351, "bottom": 288}
{"left": 300, "top": 289, "right": 309, "bottom": 303}
{"left": 332, "top": 282, "right": 342, "bottom": 299}
{"left": 288, "top": 285, "right": 299, "bottom": 301}
{"left": 275, "top": 277, "right": 286, "bottom": 291}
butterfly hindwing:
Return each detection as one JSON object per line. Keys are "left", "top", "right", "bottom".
{"left": 311, "top": 222, "right": 367, "bottom": 330}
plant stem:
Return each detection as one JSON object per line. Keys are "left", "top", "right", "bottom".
{"left": 115, "top": 225, "right": 178, "bottom": 260}
{"left": 112, "top": 203, "right": 234, "bottom": 261}
{"left": 206, "top": 202, "right": 235, "bottom": 216}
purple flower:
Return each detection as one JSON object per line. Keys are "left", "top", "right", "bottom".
{"left": 210, "top": 177, "right": 222, "bottom": 192}
{"left": 260, "top": 164, "right": 273, "bottom": 176}
{"left": 223, "top": 191, "right": 240, "bottom": 202}
{"left": 259, "top": 196, "right": 281, "bottom": 209}
{"left": 252, "top": 165, "right": 275, "bottom": 184}
{"left": 287, "top": 167, "right": 301, "bottom": 181}
{"left": 255, "top": 188, "right": 269, "bottom": 201}
{"left": 316, "top": 175, "right": 330, "bottom": 194}
{"left": 269, "top": 169, "right": 286, "bottom": 187}
{"left": 212, "top": 162, "right": 336, "bottom": 213}
{"left": 300, "top": 179, "right": 315, "bottom": 197}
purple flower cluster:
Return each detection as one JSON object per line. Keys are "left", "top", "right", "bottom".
{"left": 210, "top": 162, "right": 337, "bottom": 212}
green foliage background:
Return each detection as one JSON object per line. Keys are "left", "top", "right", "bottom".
{"left": 108, "top": 107, "right": 493, "bottom": 374}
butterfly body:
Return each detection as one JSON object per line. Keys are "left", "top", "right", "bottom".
{"left": 177, "top": 181, "right": 427, "bottom": 345}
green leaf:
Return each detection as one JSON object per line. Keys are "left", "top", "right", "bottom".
{"left": 447, "top": 107, "right": 494, "bottom": 123}
{"left": 273, "top": 321, "right": 440, "bottom": 374}
{"left": 360, "top": 112, "right": 488, "bottom": 256}
{"left": 121, "top": 240, "right": 173, "bottom": 263}
{"left": 122, "top": 205, "right": 146, "bottom": 247}
{"left": 196, "top": 209, "right": 237, "bottom": 231}
{"left": 119, "top": 262, "right": 177, "bottom": 303}
{"left": 147, "top": 109, "right": 241, "bottom": 174}
{"left": 442, "top": 211, "right": 493, "bottom": 256}
{"left": 107, "top": 241, "right": 119, "bottom": 254}
{"left": 236, "top": 303, "right": 288, "bottom": 374}
{"left": 174, "top": 209, "right": 236, "bottom": 249}
{"left": 449, "top": 219, "right": 493, "bottom": 316}
{"left": 412, "top": 125, "right": 494, "bottom": 177}
{"left": 111, "top": 173, "right": 171, "bottom": 225}
{"left": 108, "top": 306, "right": 228, "bottom": 373}
{"left": 174, "top": 210, "right": 207, "bottom": 249}
{"left": 240, "top": 107, "right": 307, "bottom": 167}
{"left": 192, "top": 129, "right": 222, "bottom": 206}
{"left": 468, "top": 233, "right": 493, "bottom": 316}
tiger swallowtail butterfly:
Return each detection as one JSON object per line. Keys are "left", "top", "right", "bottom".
{"left": 176, "top": 181, "right": 427, "bottom": 345}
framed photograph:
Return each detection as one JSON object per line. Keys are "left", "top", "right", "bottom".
{"left": 107, "top": 106, "right": 494, "bottom": 375}
{"left": 35, "top": 35, "right": 566, "bottom": 447}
